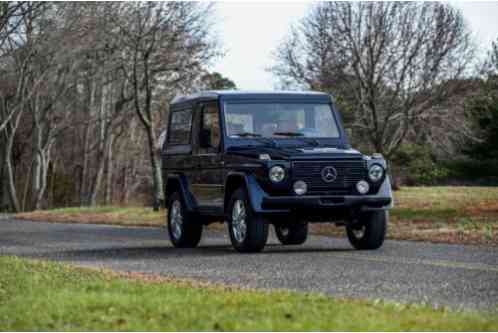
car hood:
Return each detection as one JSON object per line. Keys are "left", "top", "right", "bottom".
{"left": 226, "top": 146, "right": 364, "bottom": 161}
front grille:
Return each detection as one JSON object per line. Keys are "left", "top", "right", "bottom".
{"left": 292, "top": 159, "right": 367, "bottom": 195}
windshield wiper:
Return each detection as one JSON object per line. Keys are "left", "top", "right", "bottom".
{"left": 233, "top": 132, "right": 277, "bottom": 147}
{"left": 273, "top": 131, "right": 321, "bottom": 147}
{"left": 272, "top": 131, "right": 304, "bottom": 137}
{"left": 233, "top": 132, "right": 262, "bottom": 138}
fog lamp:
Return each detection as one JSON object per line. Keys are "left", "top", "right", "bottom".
{"left": 293, "top": 180, "right": 307, "bottom": 195}
{"left": 356, "top": 180, "right": 370, "bottom": 194}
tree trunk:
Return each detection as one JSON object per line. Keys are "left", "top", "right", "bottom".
{"left": 48, "top": 158, "right": 56, "bottom": 208}
{"left": 89, "top": 80, "right": 110, "bottom": 207}
{"left": 0, "top": 139, "right": 8, "bottom": 211}
{"left": 80, "top": 80, "right": 97, "bottom": 206}
{"left": 33, "top": 147, "right": 51, "bottom": 210}
{"left": 79, "top": 122, "right": 91, "bottom": 205}
{"left": 121, "top": 163, "right": 129, "bottom": 205}
{"left": 4, "top": 117, "right": 22, "bottom": 213}
{"left": 21, "top": 159, "right": 33, "bottom": 211}
{"left": 89, "top": 151, "right": 105, "bottom": 207}
{"left": 145, "top": 127, "right": 163, "bottom": 211}
{"left": 120, "top": 119, "right": 136, "bottom": 205}
{"left": 5, "top": 152, "right": 20, "bottom": 212}
{"left": 132, "top": 51, "right": 163, "bottom": 211}
{"left": 105, "top": 132, "right": 114, "bottom": 205}
{"left": 31, "top": 112, "right": 42, "bottom": 210}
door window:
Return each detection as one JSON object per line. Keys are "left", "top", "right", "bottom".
{"left": 200, "top": 104, "right": 221, "bottom": 154}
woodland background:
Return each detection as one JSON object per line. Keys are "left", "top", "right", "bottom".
{"left": 1, "top": 2, "right": 497, "bottom": 213}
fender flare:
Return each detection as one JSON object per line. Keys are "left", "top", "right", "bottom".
{"left": 165, "top": 174, "right": 197, "bottom": 212}
{"left": 224, "top": 172, "right": 265, "bottom": 213}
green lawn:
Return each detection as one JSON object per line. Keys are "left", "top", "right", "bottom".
{"left": 392, "top": 186, "right": 498, "bottom": 220}
{"left": 388, "top": 187, "right": 498, "bottom": 245}
{"left": 15, "top": 186, "right": 498, "bottom": 246}
{"left": 0, "top": 256, "right": 497, "bottom": 331}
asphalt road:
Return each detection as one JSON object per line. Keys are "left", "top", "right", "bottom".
{"left": 1, "top": 218, "right": 497, "bottom": 311}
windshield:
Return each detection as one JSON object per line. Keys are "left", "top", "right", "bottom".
{"left": 224, "top": 103, "right": 340, "bottom": 139}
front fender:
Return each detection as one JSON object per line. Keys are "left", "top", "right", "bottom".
{"left": 225, "top": 172, "right": 286, "bottom": 214}
{"left": 362, "top": 175, "right": 394, "bottom": 211}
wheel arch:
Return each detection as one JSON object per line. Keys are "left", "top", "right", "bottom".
{"left": 165, "top": 174, "right": 196, "bottom": 212}
{"left": 224, "top": 172, "right": 266, "bottom": 215}
{"left": 224, "top": 172, "right": 247, "bottom": 213}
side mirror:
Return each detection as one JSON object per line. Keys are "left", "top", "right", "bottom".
{"left": 199, "top": 128, "right": 212, "bottom": 148}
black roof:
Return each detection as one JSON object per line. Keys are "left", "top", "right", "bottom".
{"left": 170, "top": 90, "right": 331, "bottom": 106}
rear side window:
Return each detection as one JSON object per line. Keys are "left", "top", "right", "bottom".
{"left": 168, "top": 109, "right": 192, "bottom": 144}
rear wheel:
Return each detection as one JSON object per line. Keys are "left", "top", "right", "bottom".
{"left": 167, "top": 192, "right": 203, "bottom": 248}
{"left": 346, "top": 210, "right": 387, "bottom": 250}
{"left": 228, "top": 188, "right": 269, "bottom": 253}
{"left": 274, "top": 222, "right": 308, "bottom": 245}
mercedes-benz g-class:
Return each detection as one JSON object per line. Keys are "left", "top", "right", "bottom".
{"left": 162, "top": 91, "right": 392, "bottom": 252}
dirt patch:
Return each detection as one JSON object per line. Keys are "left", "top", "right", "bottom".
{"left": 465, "top": 202, "right": 498, "bottom": 216}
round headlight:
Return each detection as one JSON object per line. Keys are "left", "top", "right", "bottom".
{"left": 293, "top": 180, "right": 307, "bottom": 195}
{"left": 368, "top": 164, "right": 384, "bottom": 182}
{"left": 269, "top": 165, "right": 285, "bottom": 183}
{"left": 356, "top": 180, "right": 370, "bottom": 194}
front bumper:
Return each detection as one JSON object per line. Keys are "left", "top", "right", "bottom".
{"left": 261, "top": 195, "right": 391, "bottom": 211}
{"left": 244, "top": 173, "right": 393, "bottom": 215}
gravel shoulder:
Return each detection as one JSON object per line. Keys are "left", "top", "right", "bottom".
{"left": 1, "top": 218, "right": 497, "bottom": 311}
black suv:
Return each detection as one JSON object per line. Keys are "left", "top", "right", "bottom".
{"left": 162, "top": 91, "right": 392, "bottom": 253}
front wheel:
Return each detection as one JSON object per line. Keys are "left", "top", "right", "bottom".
{"left": 167, "top": 192, "right": 203, "bottom": 248}
{"left": 228, "top": 188, "right": 269, "bottom": 253}
{"left": 346, "top": 210, "right": 387, "bottom": 250}
{"left": 275, "top": 223, "right": 308, "bottom": 245}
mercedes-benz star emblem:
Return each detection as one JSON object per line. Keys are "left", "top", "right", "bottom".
{"left": 321, "top": 166, "right": 338, "bottom": 183}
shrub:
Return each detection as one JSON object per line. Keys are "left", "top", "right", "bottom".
{"left": 390, "top": 144, "right": 450, "bottom": 186}
{"left": 441, "top": 159, "right": 498, "bottom": 185}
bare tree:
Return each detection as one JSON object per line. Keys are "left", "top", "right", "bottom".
{"left": 0, "top": 2, "right": 52, "bottom": 212}
{"left": 111, "top": 2, "right": 218, "bottom": 210}
{"left": 272, "top": 2, "right": 475, "bottom": 157}
{"left": 0, "top": 2, "right": 45, "bottom": 132}
{"left": 0, "top": 2, "right": 219, "bottom": 212}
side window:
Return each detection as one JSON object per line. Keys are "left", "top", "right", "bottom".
{"left": 200, "top": 104, "right": 220, "bottom": 153}
{"left": 168, "top": 109, "right": 192, "bottom": 145}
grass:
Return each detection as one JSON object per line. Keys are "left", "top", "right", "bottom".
{"left": 388, "top": 187, "right": 498, "bottom": 245}
{"left": 1, "top": 256, "right": 497, "bottom": 331}
{"left": 16, "top": 206, "right": 166, "bottom": 227}
{"left": 14, "top": 186, "right": 498, "bottom": 246}
{"left": 308, "top": 186, "right": 498, "bottom": 246}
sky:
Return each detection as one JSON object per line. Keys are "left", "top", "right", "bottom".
{"left": 210, "top": 1, "right": 498, "bottom": 90}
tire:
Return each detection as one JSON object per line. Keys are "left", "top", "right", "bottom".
{"left": 167, "top": 192, "right": 202, "bottom": 248}
{"left": 274, "top": 222, "right": 308, "bottom": 245}
{"left": 346, "top": 210, "right": 387, "bottom": 250}
{"left": 227, "top": 188, "right": 269, "bottom": 253}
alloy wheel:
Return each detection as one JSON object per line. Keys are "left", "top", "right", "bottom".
{"left": 352, "top": 224, "right": 366, "bottom": 239}
{"left": 170, "top": 200, "right": 183, "bottom": 240}
{"left": 231, "top": 199, "right": 247, "bottom": 242}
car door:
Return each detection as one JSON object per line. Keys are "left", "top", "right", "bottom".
{"left": 191, "top": 102, "right": 224, "bottom": 209}
{"left": 163, "top": 106, "right": 196, "bottom": 200}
